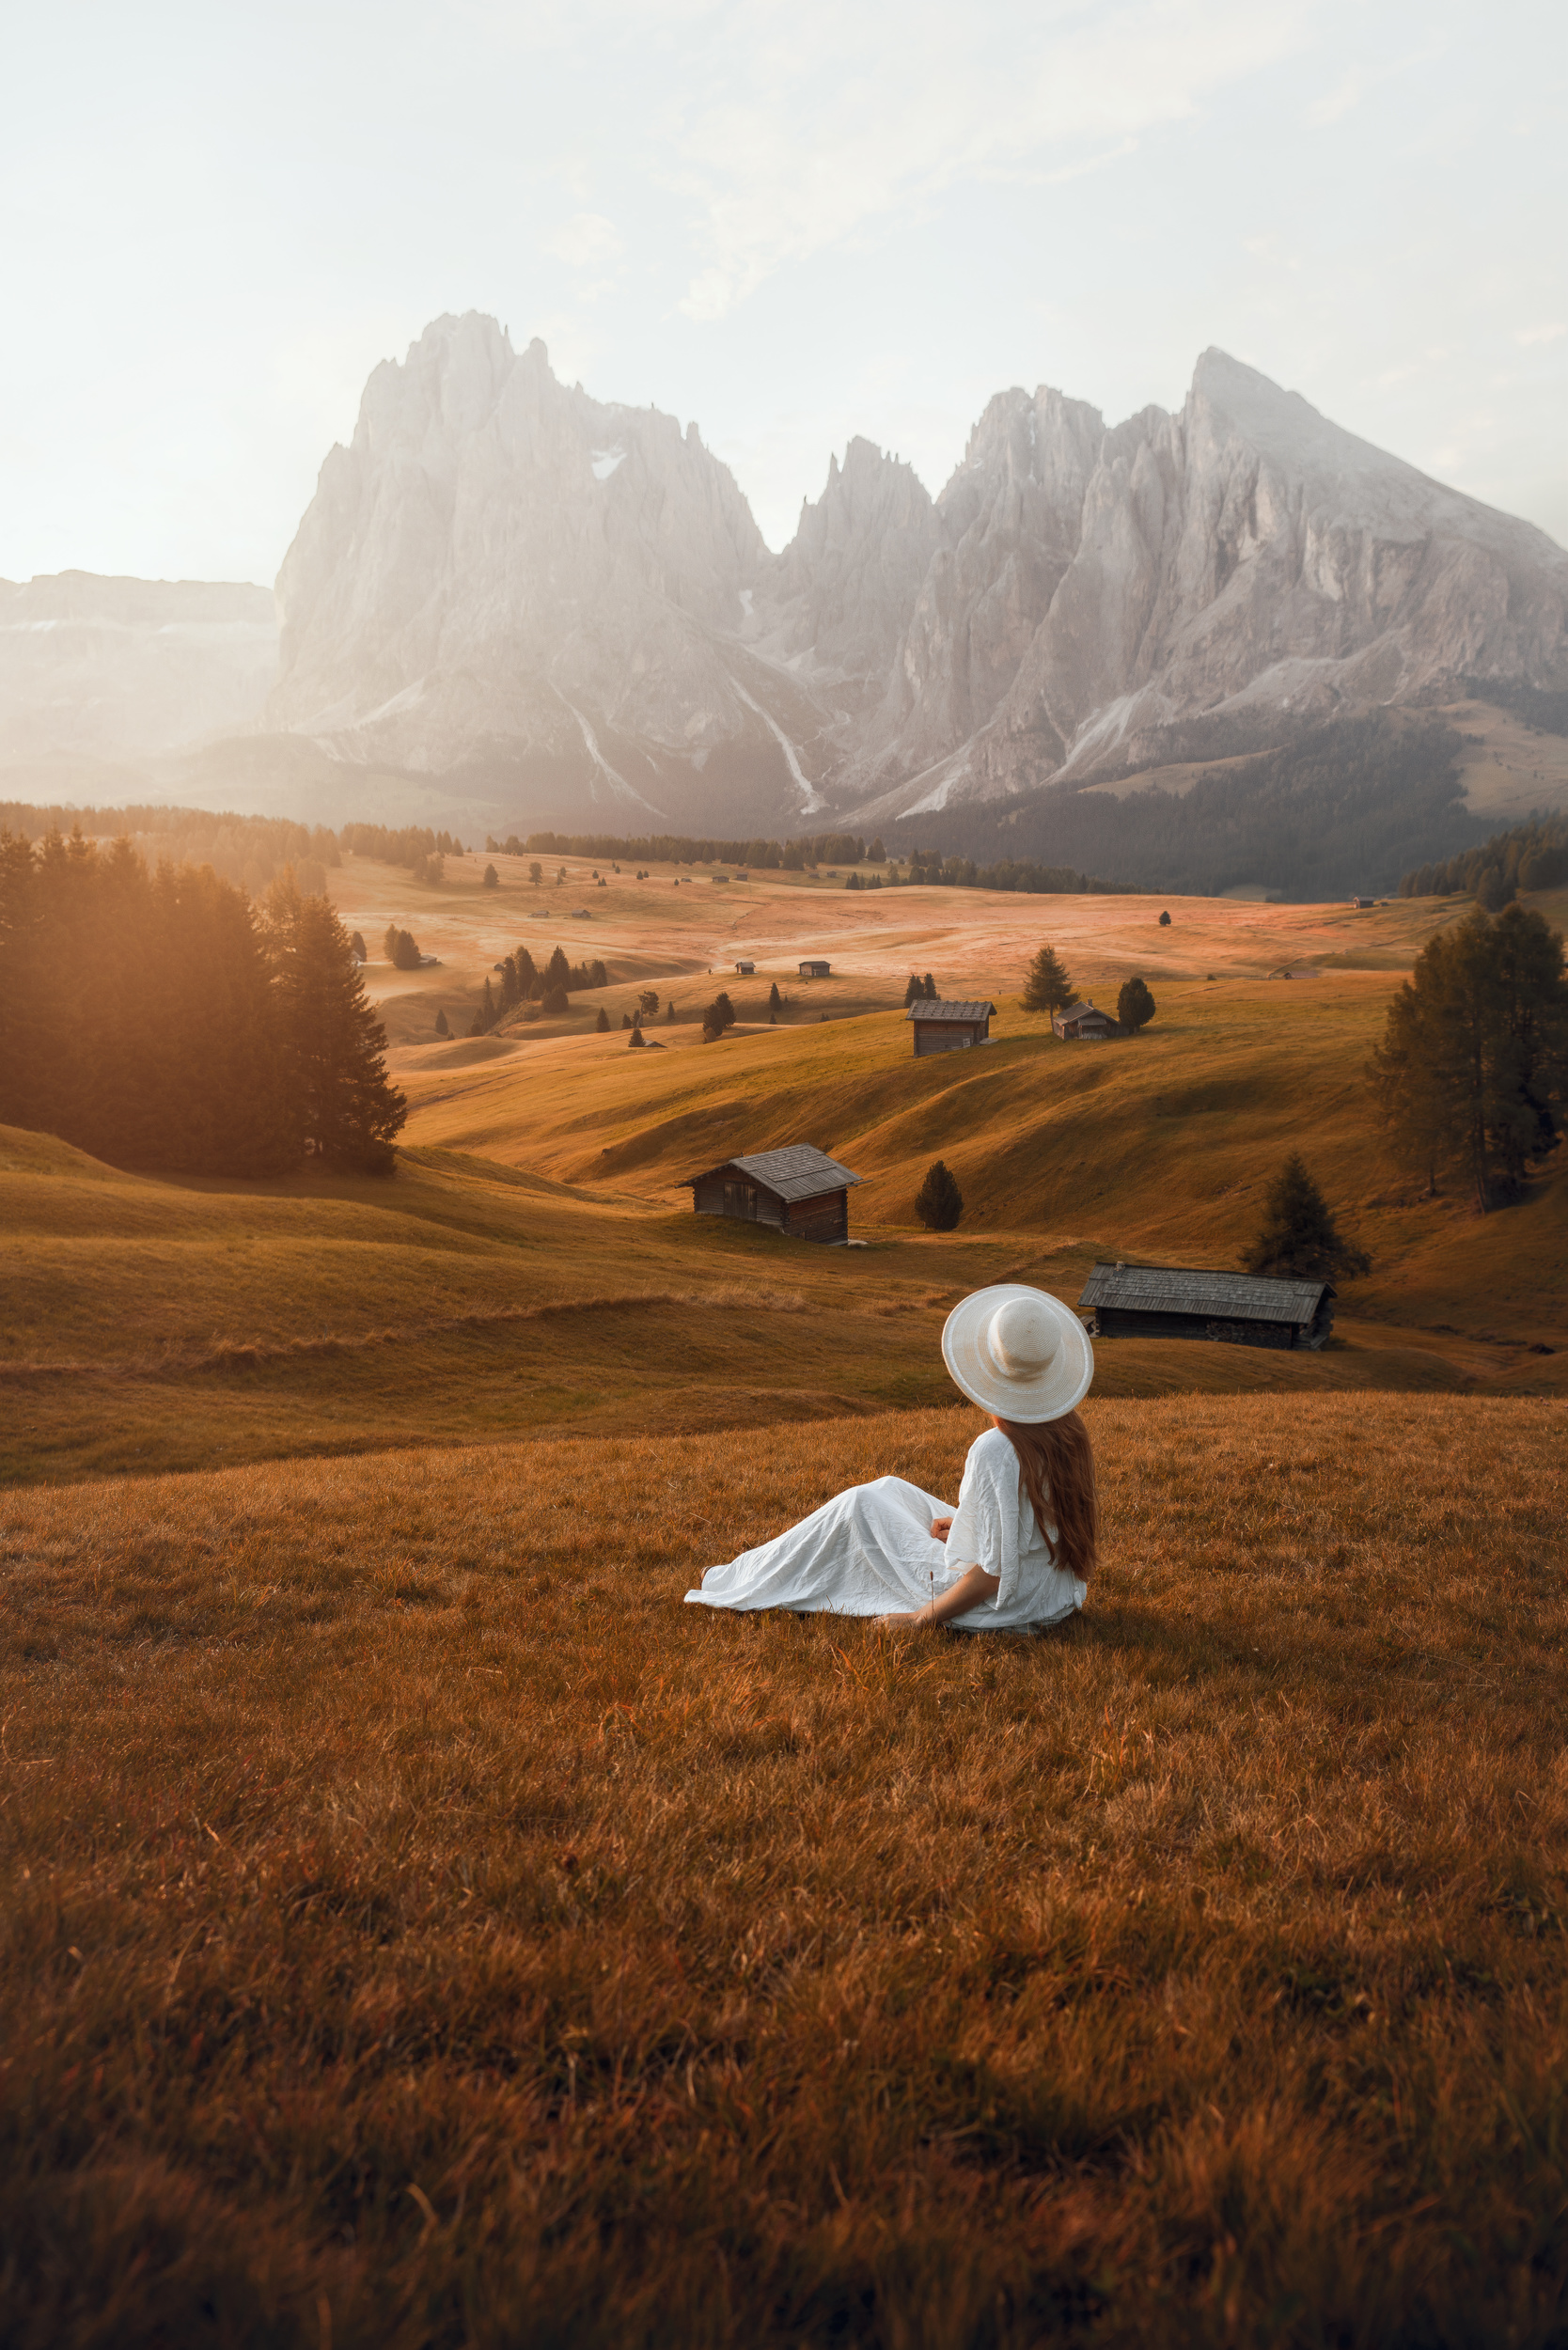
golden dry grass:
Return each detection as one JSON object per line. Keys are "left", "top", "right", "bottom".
{"left": 3, "top": 1394, "right": 1564, "bottom": 2346}
{"left": 6, "top": 1115, "right": 1563, "bottom": 1490}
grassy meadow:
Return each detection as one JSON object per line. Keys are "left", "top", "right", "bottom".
{"left": 6, "top": 868, "right": 1564, "bottom": 1482}
{"left": 3, "top": 1396, "right": 1564, "bottom": 2346}
{"left": 4, "top": 862, "right": 1566, "bottom": 2342}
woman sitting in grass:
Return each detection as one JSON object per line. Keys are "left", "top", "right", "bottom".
{"left": 685, "top": 1286, "right": 1096, "bottom": 1632}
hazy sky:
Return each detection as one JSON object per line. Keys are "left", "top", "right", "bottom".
{"left": 4, "top": 0, "right": 1563, "bottom": 583}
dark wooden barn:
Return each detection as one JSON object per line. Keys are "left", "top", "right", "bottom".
{"left": 1053, "top": 1000, "right": 1119, "bottom": 1040}
{"left": 1077, "top": 1262, "right": 1336, "bottom": 1350}
{"left": 906, "top": 998, "right": 996, "bottom": 1056}
{"left": 799, "top": 958, "right": 831, "bottom": 978}
{"left": 684, "top": 1145, "right": 863, "bottom": 1245}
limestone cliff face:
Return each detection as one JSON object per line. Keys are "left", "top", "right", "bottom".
{"left": 753, "top": 437, "right": 944, "bottom": 700}
{"left": 870, "top": 386, "right": 1105, "bottom": 781}
{"left": 262, "top": 319, "right": 1567, "bottom": 832}
{"left": 851, "top": 350, "right": 1568, "bottom": 820}
{"left": 270, "top": 313, "right": 805, "bottom": 819}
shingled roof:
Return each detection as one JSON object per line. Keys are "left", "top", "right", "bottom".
{"left": 1077, "top": 1262, "right": 1333, "bottom": 1324}
{"left": 904, "top": 999, "right": 996, "bottom": 1022}
{"left": 682, "top": 1145, "right": 864, "bottom": 1201}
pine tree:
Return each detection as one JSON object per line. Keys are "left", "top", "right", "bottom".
{"left": 541, "top": 984, "right": 569, "bottom": 1014}
{"left": 769, "top": 980, "right": 782, "bottom": 1015}
{"left": 350, "top": 931, "right": 367, "bottom": 961}
{"left": 482, "top": 863, "right": 499, "bottom": 889}
{"left": 1371, "top": 904, "right": 1568, "bottom": 1208}
{"left": 628, "top": 1023, "right": 647, "bottom": 1048}
{"left": 922, "top": 973, "right": 937, "bottom": 999}
{"left": 595, "top": 1006, "right": 610, "bottom": 1032}
{"left": 545, "top": 945, "right": 572, "bottom": 991}
{"left": 481, "top": 978, "right": 495, "bottom": 1029}
{"left": 435, "top": 1009, "right": 449, "bottom": 1036}
{"left": 1118, "top": 976, "right": 1157, "bottom": 1032}
{"left": 1244, "top": 1153, "right": 1368, "bottom": 1279}
{"left": 701, "top": 991, "right": 736, "bottom": 1042}
{"left": 915, "top": 1159, "right": 964, "bottom": 1231}
{"left": 265, "top": 875, "right": 407, "bottom": 1173}
{"left": 1021, "top": 944, "right": 1076, "bottom": 1013}
{"left": 1157, "top": 911, "right": 1171, "bottom": 928}
{"left": 902, "top": 973, "right": 922, "bottom": 1007}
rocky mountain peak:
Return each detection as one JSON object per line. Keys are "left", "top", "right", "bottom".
{"left": 256, "top": 321, "right": 1566, "bottom": 838}
{"left": 747, "top": 438, "right": 944, "bottom": 695}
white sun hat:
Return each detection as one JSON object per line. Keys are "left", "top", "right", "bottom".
{"left": 940, "top": 1283, "right": 1094, "bottom": 1423}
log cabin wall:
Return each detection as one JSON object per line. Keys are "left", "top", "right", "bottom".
{"left": 914, "top": 1024, "right": 983, "bottom": 1055}
{"left": 784, "top": 1188, "right": 849, "bottom": 1244}
{"left": 1094, "top": 1307, "right": 1298, "bottom": 1349}
{"left": 693, "top": 1172, "right": 787, "bottom": 1228}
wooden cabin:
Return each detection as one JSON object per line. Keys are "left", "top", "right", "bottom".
{"left": 1077, "top": 1261, "right": 1336, "bottom": 1350}
{"left": 684, "top": 1145, "right": 862, "bottom": 1245}
{"left": 1053, "top": 999, "right": 1119, "bottom": 1041}
{"left": 906, "top": 999, "right": 996, "bottom": 1056}
{"left": 733, "top": 959, "right": 756, "bottom": 974}
{"left": 799, "top": 958, "right": 831, "bottom": 978}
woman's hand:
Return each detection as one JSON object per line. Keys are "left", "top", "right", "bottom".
{"left": 929, "top": 1515, "right": 953, "bottom": 1541}
{"left": 875, "top": 1564, "right": 1002, "bottom": 1633}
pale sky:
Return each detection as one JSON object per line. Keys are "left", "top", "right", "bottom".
{"left": 4, "top": 0, "right": 1563, "bottom": 584}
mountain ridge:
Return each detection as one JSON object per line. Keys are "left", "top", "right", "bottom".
{"left": 4, "top": 317, "right": 1564, "bottom": 883}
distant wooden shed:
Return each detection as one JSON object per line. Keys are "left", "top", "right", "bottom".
{"left": 1078, "top": 1262, "right": 1335, "bottom": 1350}
{"left": 684, "top": 1145, "right": 862, "bottom": 1245}
{"left": 733, "top": 959, "right": 756, "bottom": 974}
{"left": 1053, "top": 999, "right": 1119, "bottom": 1041}
{"left": 906, "top": 999, "right": 996, "bottom": 1056}
{"left": 799, "top": 958, "right": 831, "bottom": 978}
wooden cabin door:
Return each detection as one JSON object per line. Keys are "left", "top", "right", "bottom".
{"left": 723, "top": 1180, "right": 757, "bottom": 1219}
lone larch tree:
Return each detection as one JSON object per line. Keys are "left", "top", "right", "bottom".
{"left": 1021, "top": 945, "right": 1076, "bottom": 1013}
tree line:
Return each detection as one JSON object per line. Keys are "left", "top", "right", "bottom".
{"left": 902, "top": 852, "right": 1111, "bottom": 895}
{"left": 0, "top": 829, "right": 406, "bottom": 1177}
{"left": 1398, "top": 814, "right": 1567, "bottom": 905}
{"left": 1372, "top": 902, "right": 1568, "bottom": 1210}
{"left": 467, "top": 944, "right": 611, "bottom": 1033}
{"left": 0, "top": 803, "right": 343, "bottom": 901}
{"left": 504, "top": 829, "right": 886, "bottom": 869}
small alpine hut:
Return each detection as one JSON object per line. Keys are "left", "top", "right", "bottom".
{"left": 1053, "top": 999, "right": 1119, "bottom": 1041}
{"left": 733, "top": 959, "right": 756, "bottom": 974}
{"left": 684, "top": 1145, "right": 862, "bottom": 1245}
{"left": 1077, "top": 1262, "right": 1336, "bottom": 1350}
{"left": 906, "top": 998, "right": 996, "bottom": 1056}
{"left": 799, "top": 958, "right": 831, "bottom": 978}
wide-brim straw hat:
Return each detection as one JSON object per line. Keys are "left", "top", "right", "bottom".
{"left": 941, "top": 1283, "right": 1094, "bottom": 1423}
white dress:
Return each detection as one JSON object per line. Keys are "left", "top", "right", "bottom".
{"left": 686, "top": 1426, "right": 1086, "bottom": 1632}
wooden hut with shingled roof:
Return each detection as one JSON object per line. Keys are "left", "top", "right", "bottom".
{"left": 683, "top": 1145, "right": 863, "bottom": 1245}
{"left": 1077, "top": 1262, "right": 1336, "bottom": 1350}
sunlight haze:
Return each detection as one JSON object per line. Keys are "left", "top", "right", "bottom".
{"left": 3, "top": 0, "right": 1563, "bottom": 585}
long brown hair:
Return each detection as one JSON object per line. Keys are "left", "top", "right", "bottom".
{"left": 994, "top": 1410, "right": 1098, "bottom": 1583}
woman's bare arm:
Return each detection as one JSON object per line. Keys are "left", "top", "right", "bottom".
{"left": 875, "top": 1561, "right": 1000, "bottom": 1630}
